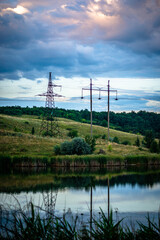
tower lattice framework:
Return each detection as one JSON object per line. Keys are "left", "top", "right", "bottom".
{"left": 43, "top": 186, "right": 58, "bottom": 218}
{"left": 38, "top": 72, "right": 62, "bottom": 136}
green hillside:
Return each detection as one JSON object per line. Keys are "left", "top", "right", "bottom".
{"left": 0, "top": 114, "right": 158, "bottom": 159}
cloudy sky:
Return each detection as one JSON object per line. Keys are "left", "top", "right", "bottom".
{"left": 0, "top": 0, "right": 160, "bottom": 112}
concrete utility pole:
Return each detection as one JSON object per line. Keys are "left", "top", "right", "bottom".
{"left": 108, "top": 177, "right": 110, "bottom": 220}
{"left": 81, "top": 79, "right": 118, "bottom": 141}
{"left": 97, "top": 80, "right": 118, "bottom": 141}
{"left": 90, "top": 79, "right": 93, "bottom": 136}
{"left": 81, "top": 79, "right": 100, "bottom": 137}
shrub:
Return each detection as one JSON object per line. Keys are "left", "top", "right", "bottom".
{"left": 31, "top": 126, "right": 35, "bottom": 135}
{"left": 54, "top": 145, "right": 61, "bottom": 155}
{"left": 0, "top": 155, "right": 12, "bottom": 169}
{"left": 98, "top": 149, "right": 106, "bottom": 154}
{"left": 60, "top": 141, "right": 73, "bottom": 155}
{"left": 150, "top": 140, "right": 159, "bottom": 153}
{"left": 135, "top": 136, "right": 140, "bottom": 147}
{"left": 67, "top": 129, "right": 78, "bottom": 138}
{"left": 121, "top": 140, "right": 131, "bottom": 145}
{"left": 85, "top": 135, "right": 96, "bottom": 152}
{"left": 109, "top": 137, "right": 113, "bottom": 142}
{"left": 107, "top": 144, "right": 112, "bottom": 152}
{"left": 102, "top": 134, "right": 106, "bottom": 139}
{"left": 72, "top": 137, "right": 91, "bottom": 155}
{"left": 42, "top": 131, "right": 53, "bottom": 137}
{"left": 60, "top": 137, "right": 91, "bottom": 155}
{"left": 113, "top": 136, "right": 119, "bottom": 144}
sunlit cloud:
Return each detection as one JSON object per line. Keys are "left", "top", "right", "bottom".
{"left": 3, "top": 5, "right": 29, "bottom": 15}
{"left": 0, "top": 0, "right": 160, "bottom": 112}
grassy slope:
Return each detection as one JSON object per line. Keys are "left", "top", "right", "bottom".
{"left": 0, "top": 114, "right": 158, "bottom": 158}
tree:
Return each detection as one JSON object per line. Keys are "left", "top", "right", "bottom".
{"left": 135, "top": 137, "right": 140, "bottom": 147}
{"left": 31, "top": 127, "right": 35, "bottom": 135}
{"left": 143, "top": 130, "right": 154, "bottom": 148}
{"left": 101, "top": 119, "right": 107, "bottom": 127}
{"left": 150, "top": 140, "right": 158, "bottom": 153}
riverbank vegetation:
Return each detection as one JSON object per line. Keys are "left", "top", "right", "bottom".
{"left": 0, "top": 202, "right": 159, "bottom": 240}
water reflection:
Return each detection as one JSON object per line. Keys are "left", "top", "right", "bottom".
{"left": 0, "top": 166, "right": 160, "bottom": 226}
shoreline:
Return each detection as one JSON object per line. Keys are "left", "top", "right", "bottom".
{"left": 1, "top": 154, "right": 160, "bottom": 168}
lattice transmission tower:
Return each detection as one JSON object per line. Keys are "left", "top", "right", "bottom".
{"left": 37, "top": 72, "right": 62, "bottom": 136}
{"left": 43, "top": 186, "right": 58, "bottom": 218}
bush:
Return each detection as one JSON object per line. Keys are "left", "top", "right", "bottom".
{"left": 102, "top": 134, "right": 106, "bottom": 139}
{"left": 59, "top": 137, "right": 91, "bottom": 155}
{"left": 107, "top": 144, "right": 112, "bottom": 152}
{"left": 72, "top": 137, "right": 91, "bottom": 155}
{"left": 0, "top": 155, "right": 12, "bottom": 169}
{"left": 113, "top": 136, "right": 119, "bottom": 144}
{"left": 60, "top": 141, "right": 73, "bottom": 155}
{"left": 121, "top": 140, "right": 131, "bottom": 145}
{"left": 85, "top": 135, "right": 96, "bottom": 152}
{"left": 31, "top": 126, "right": 35, "bottom": 135}
{"left": 150, "top": 140, "right": 159, "bottom": 153}
{"left": 54, "top": 145, "right": 61, "bottom": 155}
{"left": 135, "top": 136, "right": 140, "bottom": 147}
{"left": 67, "top": 129, "right": 78, "bottom": 138}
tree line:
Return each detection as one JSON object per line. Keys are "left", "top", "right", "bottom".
{"left": 0, "top": 106, "right": 160, "bottom": 138}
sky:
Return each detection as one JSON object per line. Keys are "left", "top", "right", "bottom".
{"left": 0, "top": 0, "right": 160, "bottom": 112}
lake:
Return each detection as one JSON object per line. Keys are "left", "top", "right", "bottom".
{"left": 0, "top": 165, "right": 160, "bottom": 228}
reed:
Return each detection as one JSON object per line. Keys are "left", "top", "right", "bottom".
{"left": 0, "top": 203, "right": 159, "bottom": 240}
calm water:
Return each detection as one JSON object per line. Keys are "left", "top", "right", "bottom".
{"left": 0, "top": 166, "right": 160, "bottom": 226}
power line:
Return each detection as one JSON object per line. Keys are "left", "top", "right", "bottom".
{"left": 81, "top": 79, "right": 118, "bottom": 141}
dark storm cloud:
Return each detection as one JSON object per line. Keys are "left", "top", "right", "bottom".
{"left": 0, "top": 0, "right": 160, "bottom": 81}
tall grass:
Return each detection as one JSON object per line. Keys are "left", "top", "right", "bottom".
{"left": 0, "top": 154, "right": 160, "bottom": 169}
{"left": 0, "top": 203, "right": 159, "bottom": 240}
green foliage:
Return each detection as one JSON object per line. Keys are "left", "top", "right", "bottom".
{"left": 42, "top": 131, "right": 53, "bottom": 137}
{"left": 0, "top": 155, "right": 12, "bottom": 169}
{"left": 1, "top": 106, "right": 160, "bottom": 138}
{"left": 143, "top": 130, "right": 155, "bottom": 148}
{"left": 60, "top": 141, "right": 73, "bottom": 155}
{"left": 135, "top": 136, "right": 140, "bottom": 147}
{"left": 121, "top": 140, "right": 131, "bottom": 145}
{"left": 107, "top": 144, "right": 112, "bottom": 152}
{"left": 67, "top": 129, "right": 78, "bottom": 138}
{"left": 54, "top": 145, "right": 61, "bottom": 155}
{"left": 101, "top": 119, "right": 107, "bottom": 127}
{"left": 85, "top": 135, "right": 96, "bottom": 152}
{"left": 14, "top": 126, "right": 18, "bottom": 132}
{"left": 1, "top": 203, "right": 160, "bottom": 240}
{"left": 91, "top": 209, "right": 124, "bottom": 240}
{"left": 60, "top": 137, "right": 91, "bottom": 155}
{"left": 113, "top": 136, "right": 119, "bottom": 144}
{"left": 72, "top": 137, "right": 91, "bottom": 155}
{"left": 150, "top": 140, "right": 159, "bottom": 153}
{"left": 102, "top": 134, "right": 106, "bottom": 139}
{"left": 31, "top": 126, "right": 35, "bottom": 135}
{"left": 137, "top": 214, "right": 160, "bottom": 240}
